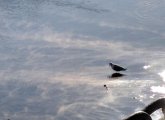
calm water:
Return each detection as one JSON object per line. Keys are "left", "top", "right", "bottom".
{"left": 0, "top": 0, "right": 165, "bottom": 120}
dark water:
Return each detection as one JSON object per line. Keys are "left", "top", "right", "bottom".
{"left": 0, "top": 0, "right": 165, "bottom": 120}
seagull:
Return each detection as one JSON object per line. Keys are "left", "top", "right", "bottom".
{"left": 109, "top": 62, "right": 127, "bottom": 71}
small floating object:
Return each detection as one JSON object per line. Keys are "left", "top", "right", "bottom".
{"left": 110, "top": 72, "right": 125, "bottom": 78}
{"left": 109, "top": 62, "right": 127, "bottom": 71}
{"left": 103, "top": 84, "right": 108, "bottom": 90}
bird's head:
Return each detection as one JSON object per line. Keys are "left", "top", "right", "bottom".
{"left": 109, "top": 63, "right": 113, "bottom": 66}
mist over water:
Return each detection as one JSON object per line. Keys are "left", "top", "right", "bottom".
{"left": 0, "top": 0, "right": 165, "bottom": 120}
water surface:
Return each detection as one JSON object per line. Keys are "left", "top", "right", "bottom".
{"left": 0, "top": 0, "right": 165, "bottom": 120}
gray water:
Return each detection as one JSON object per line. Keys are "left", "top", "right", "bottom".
{"left": 0, "top": 0, "right": 165, "bottom": 120}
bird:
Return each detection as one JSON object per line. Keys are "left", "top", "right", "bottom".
{"left": 124, "top": 98, "right": 165, "bottom": 120}
{"left": 109, "top": 62, "right": 127, "bottom": 71}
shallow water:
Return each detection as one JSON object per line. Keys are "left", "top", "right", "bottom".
{"left": 0, "top": 0, "right": 165, "bottom": 120}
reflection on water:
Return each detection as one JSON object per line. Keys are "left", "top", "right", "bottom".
{"left": 0, "top": 0, "right": 165, "bottom": 120}
{"left": 108, "top": 72, "right": 125, "bottom": 79}
{"left": 150, "top": 70, "right": 165, "bottom": 95}
{"left": 143, "top": 65, "right": 151, "bottom": 70}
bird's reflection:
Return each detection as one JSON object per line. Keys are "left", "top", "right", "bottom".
{"left": 108, "top": 72, "right": 125, "bottom": 78}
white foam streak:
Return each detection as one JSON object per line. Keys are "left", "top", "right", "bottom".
{"left": 143, "top": 65, "right": 151, "bottom": 69}
{"left": 151, "top": 86, "right": 165, "bottom": 94}
{"left": 158, "top": 70, "right": 165, "bottom": 82}
{"left": 21, "top": 31, "right": 129, "bottom": 51}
